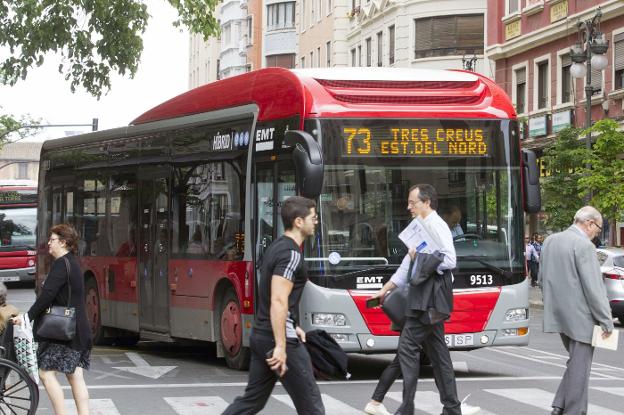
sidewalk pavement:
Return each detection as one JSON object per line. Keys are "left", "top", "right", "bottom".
{"left": 529, "top": 285, "right": 543, "bottom": 309}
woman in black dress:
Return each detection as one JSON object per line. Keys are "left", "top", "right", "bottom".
{"left": 17, "top": 223, "right": 92, "bottom": 415}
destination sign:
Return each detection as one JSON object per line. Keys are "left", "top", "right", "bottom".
{"left": 341, "top": 121, "right": 493, "bottom": 158}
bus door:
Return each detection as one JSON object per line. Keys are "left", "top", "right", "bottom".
{"left": 138, "top": 170, "right": 171, "bottom": 334}
{"left": 254, "top": 161, "right": 296, "bottom": 269}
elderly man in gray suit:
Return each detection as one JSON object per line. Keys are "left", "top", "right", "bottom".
{"left": 540, "top": 206, "right": 614, "bottom": 415}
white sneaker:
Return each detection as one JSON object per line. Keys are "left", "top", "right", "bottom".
{"left": 461, "top": 403, "right": 482, "bottom": 415}
{"left": 364, "top": 402, "right": 392, "bottom": 415}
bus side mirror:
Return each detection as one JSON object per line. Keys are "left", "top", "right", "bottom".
{"left": 522, "top": 149, "right": 541, "bottom": 213}
{"left": 284, "top": 130, "right": 324, "bottom": 199}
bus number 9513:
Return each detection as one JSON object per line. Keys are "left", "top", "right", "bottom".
{"left": 470, "top": 274, "right": 493, "bottom": 286}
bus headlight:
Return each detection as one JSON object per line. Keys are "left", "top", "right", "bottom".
{"left": 312, "top": 313, "right": 347, "bottom": 326}
{"left": 504, "top": 308, "right": 528, "bottom": 321}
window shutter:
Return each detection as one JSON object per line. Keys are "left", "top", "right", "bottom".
{"left": 414, "top": 18, "right": 433, "bottom": 54}
{"left": 614, "top": 36, "right": 624, "bottom": 71}
{"left": 561, "top": 54, "right": 571, "bottom": 67}
{"left": 516, "top": 67, "right": 526, "bottom": 84}
{"left": 591, "top": 66, "right": 602, "bottom": 94}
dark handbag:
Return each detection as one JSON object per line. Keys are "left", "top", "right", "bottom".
{"left": 381, "top": 287, "right": 407, "bottom": 329}
{"left": 380, "top": 259, "right": 414, "bottom": 330}
{"left": 36, "top": 257, "right": 76, "bottom": 341}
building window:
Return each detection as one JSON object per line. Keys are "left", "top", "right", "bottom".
{"left": 366, "top": 37, "right": 372, "bottom": 67}
{"left": 327, "top": 0, "right": 332, "bottom": 15}
{"left": 414, "top": 15, "right": 484, "bottom": 59}
{"left": 389, "top": 25, "right": 395, "bottom": 65}
{"left": 351, "top": 48, "right": 356, "bottom": 67}
{"left": 515, "top": 67, "right": 526, "bottom": 114}
{"left": 301, "top": 56, "right": 305, "bottom": 68}
{"left": 301, "top": 0, "right": 306, "bottom": 32}
{"left": 267, "top": 2, "right": 295, "bottom": 30}
{"left": 377, "top": 31, "right": 383, "bottom": 67}
{"left": 615, "top": 33, "right": 624, "bottom": 90}
{"left": 247, "top": 16, "right": 253, "bottom": 45}
{"left": 310, "top": 51, "right": 314, "bottom": 67}
{"left": 590, "top": 66, "right": 602, "bottom": 96}
{"left": 317, "top": 46, "right": 321, "bottom": 67}
{"left": 326, "top": 41, "right": 331, "bottom": 67}
{"left": 508, "top": 0, "right": 519, "bottom": 14}
{"left": 266, "top": 54, "right": 296, "bottom": 68}
{"left": 17, "top": 163, "right": 28, "bottom": 179}
{"left": 223, "top": 23, "right": 231, "bottom": 46}
{"left": 537, "top": 60, "right": 549, "bottom": 109}
{"left": 358, "top": 45, "right": 362, "bottom": 66}
{"left": 560, "top": 54, "right": 572, "bottom": 103}
{"left": 311, "top": 0, "right": 315, "bottom": 25}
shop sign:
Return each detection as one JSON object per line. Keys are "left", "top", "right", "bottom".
{"left": 552, "top": 110, "right": 572, "bottom": 133}
{"left": 505, "top": 20, "right": 521, "bottom": 41}
{"left": 550, "top": 0, "right": 568, "bottom": 23}
{"left": 529, "top": 115, "right": 547, "bottom": 138}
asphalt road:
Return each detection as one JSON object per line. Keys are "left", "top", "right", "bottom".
{"left": 6, "top": 284, "right": 624, "bottom": 415}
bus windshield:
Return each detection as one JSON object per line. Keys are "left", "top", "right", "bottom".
{"left": 308, "top": 118, "right": 524, "bottom": 281}
{"left": 0, "top": 206, "right": 37, "bottom": 250}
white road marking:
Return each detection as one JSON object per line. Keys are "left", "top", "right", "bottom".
{"left": 387, "top": 391, "right": 442, "bottom": 414}
{"left": 453, "top": 361, "right": 469, "bottom": 372}
{"left": 522, "top": 346, "right": 624, "bottom": 372}
{"left": 489, "top": 348, "right": 617, "bottom": 379}
{"left": 112, "top": 352, "right": 177, "bottom": 379}
{"left": 64, "top": 399, "right": 120, "bottom": 415}
{"left": 485, "top": 388, "right": 622, "bottom": 415}
{"left": 272, "top": 394, "right": 360, "bottom": 413}
{"left": 164, "top": 397, "right": 230, "bottom": 414}
{"left": 591, "top": 386, "right": 624, "bottom": 397}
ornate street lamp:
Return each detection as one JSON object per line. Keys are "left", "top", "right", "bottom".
{"left": 462, "top": 53, "right": 478, "bottom": 72}
{"left": 570, "top": 9, "right": 609, "bottom": 163}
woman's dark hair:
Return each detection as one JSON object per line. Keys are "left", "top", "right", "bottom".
{"left": 281, "top": 196, "right": 316, "bottom": 230}
{"left": 49, "top": 223, "right": 80, "bottom": 253}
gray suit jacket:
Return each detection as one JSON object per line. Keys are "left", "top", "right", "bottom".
{"left": 540, "top": 225, "right": 614, "bottom": 344}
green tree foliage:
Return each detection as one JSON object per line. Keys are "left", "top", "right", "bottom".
{"left": 0, "top": 0, "right": 219, "bottom": 98}
{"left": 0, "top": 107, "right": 41, "bottom": 148}
{"left": 541, "top": 126, "right": 587, "bottom": 231}
{"left": 579, "top": 119, "right": 624, "bottom": 245}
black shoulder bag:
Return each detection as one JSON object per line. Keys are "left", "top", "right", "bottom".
{"left": 36, "top": 256, "right": 77, "bottom": 341}
{"left": 380, "top": 259, "right": 414, "bottom": 330}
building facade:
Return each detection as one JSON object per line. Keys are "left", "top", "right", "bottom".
{"left": 487, "top": 0, "right": 624, "bottom": 241}
{"left": 0, "top": 142, "right": 42, "bottom": 182}
{"left": 344, "top": 0, "right": 491, "bottom": 77}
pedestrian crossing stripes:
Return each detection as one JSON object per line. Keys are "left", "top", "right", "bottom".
{"left": 485, "top": 388, "right": 622, "bottom": 415}
{"left": 51, "top": 387, "right": 624, "bottom": 414}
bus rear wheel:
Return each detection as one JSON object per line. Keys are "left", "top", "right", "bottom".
{"left": 220, "top": 289, "right": 250, "bottom": 370}
{"left": 85, "top": 277, "right": 105, "bottom": 345}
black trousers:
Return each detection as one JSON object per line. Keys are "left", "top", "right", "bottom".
{"left": 395, "top": 317, "right": 461, "bottom": 415}
{"left": 221, "top": 331, "right": 325, "bottom": 415}
{"left": 372, "top": 353, "right": 402, "bottom": 402}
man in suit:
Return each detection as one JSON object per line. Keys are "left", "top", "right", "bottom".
{"left": 540, "top": 206, "right": 614, "bottom": 415}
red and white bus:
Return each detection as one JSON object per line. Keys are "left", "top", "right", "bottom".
{"left": 37, "top": 68, "right": 540, "bottom": 369}
{"left": 0, "top": 180, "right": 37, "bottom": 283}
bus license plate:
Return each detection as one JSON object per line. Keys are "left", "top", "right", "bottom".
{"left": 0, "top": 276, "right": 20, "bottom": 282}
{"left": 445, "top": 334, "right": 474, "bottom": 347}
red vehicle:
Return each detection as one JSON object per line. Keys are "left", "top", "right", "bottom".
{"left": 37, "top": 68, "right": 540, "bottom": 369}
{"left": 0, "top": 180, "right": 37, "bottom": 284}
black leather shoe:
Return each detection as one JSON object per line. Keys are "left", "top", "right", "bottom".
{"left": 551, "top": 407, "right": 563, "bottom": 415}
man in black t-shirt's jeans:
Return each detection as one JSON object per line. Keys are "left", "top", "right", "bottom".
{"left": 222, "top": 196, "right": 325, "bottom": 415}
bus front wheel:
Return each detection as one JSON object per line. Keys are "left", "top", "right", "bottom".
{"left": 220, "top": 289, "right": 250, "bottom": 370}
{"left": 85, "top": 277, "right": 105, "bottom": 345}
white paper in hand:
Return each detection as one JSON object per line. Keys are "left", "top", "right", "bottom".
{"left": 398, "top": 218, "right": 440, "bottom": 253}
{"left": 591, "top": 326, "right": 619, "bottom": 351}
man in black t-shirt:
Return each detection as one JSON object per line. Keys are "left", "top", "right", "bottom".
{"left": 222, "top": 196, "right": 325, "bottom": 415}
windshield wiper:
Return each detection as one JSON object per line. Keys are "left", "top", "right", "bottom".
{"left": 457, "top": 255, "right": 514, "bottom": 280}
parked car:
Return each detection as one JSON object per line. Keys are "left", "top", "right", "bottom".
{"left": 596, "top": 247, "right": 624, "bottom": 323}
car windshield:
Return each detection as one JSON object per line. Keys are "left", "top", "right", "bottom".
{"left": 0, "top": 207, "right": 37, "bottom": 250}
{"left": 614, "top": 255, "right": 624, "bottom": 268}
{"left": 305, "top": 118, "right": 524, "bottom": 279}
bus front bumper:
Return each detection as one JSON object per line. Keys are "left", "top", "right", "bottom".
{"left": 0, "top": 266, "right": 36, "bottom": 283}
